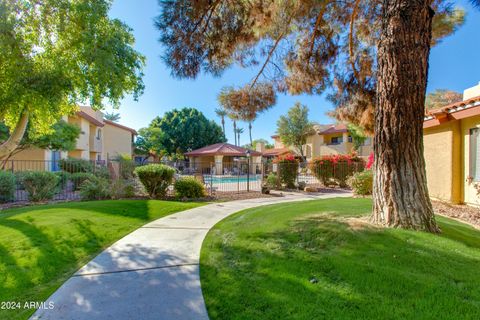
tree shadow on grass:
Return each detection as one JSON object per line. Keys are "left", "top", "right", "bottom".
{"left": 0, "top": 217, "right": 105, "bottom": 320}
{"left": 201, "top": 215, "right": 480, "bottom": 320}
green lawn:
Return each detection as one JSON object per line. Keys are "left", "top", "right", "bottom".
{"left": 0, "top": 200, "right": 204, "bottom": 320}
{"left": 201, "top": 198, "right": 480, "bottom": 319}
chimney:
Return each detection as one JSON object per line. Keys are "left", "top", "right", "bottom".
{"left": 256, "top": 141, "right": 265, "bottom": 153}
{"left": 463, "top": 81, "right": 480, "bottom": 100}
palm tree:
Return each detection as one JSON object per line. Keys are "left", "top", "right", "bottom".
{"left": 228, "top": 112, "right": 240, "bottom": 145}
{"left": 235, "top": 127, "right": 244, "bottom": 146}
{"left": 104, "top": 112, "right": 121, "bottom": 122}
{"left": 248, "top": 121, "right": 253, "bottom": 147}
{"left": 215, "top": 108, "right": 227, "bottom": 136}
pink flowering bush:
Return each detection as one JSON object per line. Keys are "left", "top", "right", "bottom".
{"left": 274, "top": 154, "right": 299, "bottom": 188}
{"left": 366, "top": 152, "right": 374, "bottom": 170}
{"left": 310, "top": 153, "right": 364, "bottom": 187}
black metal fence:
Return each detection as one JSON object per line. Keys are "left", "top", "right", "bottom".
{"left": 0, "top": 159, "right": 365, "bottom": 203}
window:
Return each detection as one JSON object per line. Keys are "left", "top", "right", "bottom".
{"left": 348, "top": 136, "right": 353, "bottom": 143}
{"left": 470, "top": 128, "right": 480, "bottom": 181}
{"left": 363, "top": 138, "right": 372, "bottom": 146}
{"left": 97, "top": 154, "right": 102, "bottom": 161}
{"left": 96, "top": 128, "right": 102, "bottom": 140}
{"left": 331, "top": 137, "right": 343, "bottom": 145}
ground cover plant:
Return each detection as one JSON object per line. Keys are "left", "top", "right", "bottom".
{"left": 0, "top": 200, "right": 203, "bottom": 320}
{"left": 201, "top": 198, "right": 480, "bottom": 319}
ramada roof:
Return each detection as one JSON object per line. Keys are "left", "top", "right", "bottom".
{"left": 184, "top": 143, "right": 262, "bottom": 157}
{"left": 424, "top": 95, "right": 480, "bottom": 128}
{"left": 262, "top": 147, "right": 291, "bottom": 157}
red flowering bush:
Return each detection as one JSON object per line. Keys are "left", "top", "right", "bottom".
{"left": 274, "top": 154, "right": 299, "bottom": 188}
{"left": 310, "top": 154, "right": 364, "bottom": 187}
{"left": 366, "top": 152, "right": 374, "bottom": 170}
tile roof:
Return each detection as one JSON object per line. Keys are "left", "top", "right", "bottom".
{"left": 318, "top": 123, "right": 348, "bottom": 135}
{"left": 424, "top": 95, "right": 480, "bottom": 120}
{"left": 262, "top": 148, "right": 291, "bottom": 156}
{"left": 104, "top": 119, "right": 137, "bottom": 135}
{"left": 184, "top": 143, "right": 262, "bottom": 157}
{"left": 76, "top": 111, "right": 105, "bottom": 127}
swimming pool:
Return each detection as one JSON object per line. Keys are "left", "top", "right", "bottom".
{"left": 205, "top": 175, "right": 261, "bottom": 183}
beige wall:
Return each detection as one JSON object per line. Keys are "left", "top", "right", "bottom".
{"left": 424, "top": 122, "right": 462, "bottom": 203}
{"left": 461, "top": 115, "right": 480, "bottom": 206}
{"left": 463, "top": 82, "right": 480, "bottom": 100}
{"left": 103, "top": 123, "right": 134, "bottom": 160}
{"left": 273, "top": 137, "right": 285, "bottom": 149}
{"left": 69, "top": 115, "right": 90, "bottom": 155}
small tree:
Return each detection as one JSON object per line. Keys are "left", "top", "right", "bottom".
{"left": 347, "top": 124, "right": 367, "bottom": 151}
{"left": 276, "top": 103, "right": 314, "bottom": 161}
{"left": 0, "top": 120, "right": 81, "bottom": 164}
{"left": 0, "top": 0, "right": 145, "bottom": 158}
{"left": 425, "top": 89, "right": 463, "bottom": 110}
{"left": 104, "top": 112, "right": 121, "bottom": 122}
{"left": 147, "top": 108, "right": 226, "bottom": 157}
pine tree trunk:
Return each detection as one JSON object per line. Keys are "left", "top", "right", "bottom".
{"left": 373, "top": 0, "right": 439, "bottom": 232}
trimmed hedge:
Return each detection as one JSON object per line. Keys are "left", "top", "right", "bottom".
{"left": 134, "top": 164, "right": 175, "bottom": 198}
{"left": 174, "top": 177, "right": 206, "bottom": 199}
{"left": 0, "top": 171, "right": 16, "bottom": 203}
{"left": 22, "top": 171, "right": 59, "bottom": 202}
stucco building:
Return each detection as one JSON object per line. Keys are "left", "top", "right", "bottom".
{"left": 265, "top": 124, "right": 372, "bottom": 160}
{"left": 8, "top": 106, "right": 136, "bottom": 169}
{"left": 423, "top": 82, "right": 480, "bottom": 206}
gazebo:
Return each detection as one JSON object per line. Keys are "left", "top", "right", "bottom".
{"left": 184, "top": 143, "right": 262, "bottom": 174}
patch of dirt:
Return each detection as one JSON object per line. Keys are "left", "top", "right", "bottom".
{"left": 342, "top": 216, "right": 377, "bottom": 231}
{"left": 432, "top": 200, "right": 480, "bottom": 228}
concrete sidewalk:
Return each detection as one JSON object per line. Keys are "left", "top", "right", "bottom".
{"left": 31, "top": 191, "right": 351, "bottom": 320}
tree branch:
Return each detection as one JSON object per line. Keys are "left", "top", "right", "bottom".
{"left": 0, "top": 111, "right": 29, "bottom": 159}
{"left": 349, "top": 0, "right": 362, "bottom": 84}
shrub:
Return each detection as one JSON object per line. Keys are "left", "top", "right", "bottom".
{"left": 110, "top": 179, "right": 136, "bottom": 199}
{"left": 348, "top": 170, "right": 373, "bottom": 196}
{"left": 274, "top": 154, "right": 298, "bottom": 189}
{"left": 59, "top": 158, "right": 93, "bottom": 173}
{"left": 22, "top": 171, "right": 59, "bottom": 202}
{"left": 71, "top": 172, "right": 97, "bottom": 190}
{"left": 310, "top": 154, "right": 364, "bottom": 188}
{"left": 117, "top": 155, "right": 136, "bottom": 179}
{"left": 0, "top": 171, "right": 16, "bottom": 203}
{"left": 134, "top": 164, "right": 175, "bottom": 198}
{"left": 265, "top": 173, "right": 278, "bottom": 188}
{"left": 14, "top": 171, "right": 28, "bottom": 190}
{"left": 54, "top": 171, "right": 71, "bottom": 189}
{"left": 174, "top": 177, "right": 206, "bottom": 199}
{"left": 79, "top": 177, "right": 111, "bottom": 200}
{"left": 94, "top": 166, "right": 111, "bottom": 179}
{"left": 366, "top": 152, "right": 374, "bottom": 170}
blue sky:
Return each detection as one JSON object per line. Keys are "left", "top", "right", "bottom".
{"left": 107, "top": 0, "right": 480, "bottom": 145}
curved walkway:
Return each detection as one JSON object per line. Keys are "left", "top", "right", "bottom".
{"left": 32, "top": 191, "right": 351, "bottom": 320}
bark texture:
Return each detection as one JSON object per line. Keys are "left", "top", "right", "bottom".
{"left": 373, "top": 0, "right": 439, "bottom": 232}
{"left": 0, "top": 111, "right": 29, "bottom": 159}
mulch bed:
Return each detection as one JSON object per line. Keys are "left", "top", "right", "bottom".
{"left": 432, "top": 200, "right": 480, "bottom": 228}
